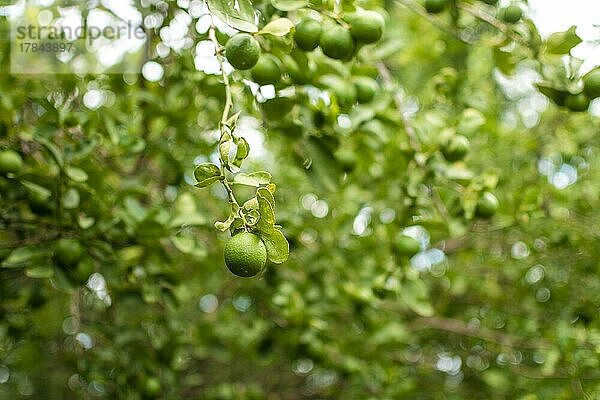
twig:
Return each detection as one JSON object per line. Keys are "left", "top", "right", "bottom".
{"left": 377, "top": 61, "right": 451, "bottom": 220}
{"left": 409, "top": 316, "right": 551, "bottom": 349}
{"left": 395, "top": 0, "right": 474, "bottom": 45}
{"left": 208, "top": 22, "right": 241, "bottom": 216}
{"left": 456, "top": 1, "right": 531, "bottom": 52}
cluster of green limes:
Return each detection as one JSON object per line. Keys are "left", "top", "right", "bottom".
{"left": 541, "top": 68, "right": 600, "bottom": 112}
{"left": 294, "top": 11, "right": 385, "bottom": 61}
{"left": 223, "top": 10, "right": 384, "bottom": 81}
{"left": 425, "top": 0, "right": 523, "bottom": 24}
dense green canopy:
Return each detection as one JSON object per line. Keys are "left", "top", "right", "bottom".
{"left": 1, "top": 0, "right": 599, "bottom": 399}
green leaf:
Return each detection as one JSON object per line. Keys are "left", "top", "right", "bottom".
{"left": 215, "top": 213, "right": 236, "bottom": 232}
{"left": 400, "top": 279, "right": 433, "bottom": 317}
{"left": 194, "top": 162, "right": 222, "bottom": 188}
{"left": 2, "top": 246, "right": 49, "bottom": 268}
{"left": 233, "top": 137, "right": 250, "bottom": 169}
{"left": 25, "top": 264, "right": 55, "bottom": 279}
{"left": 207, "top": 0, "right": 258, "bottom": 32}
{"left": 257, "top": 187, "right": 275, "bottom": 208}
{"left": 260, "top": 229, "right": 289, "bottom": 264}
{"left": 258, "top": 18, "right": 295, "bottom": 37}
{"left": 62, "top": 188, "right": 80, "bottom": 209}
{"left": 36, "top": 137, "right": 64, "bottom": 168}
{"left": 271, "top": 0, "right": 307, "bottom": 11}
{"left": 233, "top": 171, "right": 272, "bottom": 187}
{"left": 65, "top": 166, "right": 88, "bottom": 182}
{"left": 544, "top": 26, "right": 582, "bottom": 55}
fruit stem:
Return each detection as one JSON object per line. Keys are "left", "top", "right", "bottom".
{"left": 208, "top": 22, "right": 242, "bottom": 217}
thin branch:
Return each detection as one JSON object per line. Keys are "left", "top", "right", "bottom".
{"left": 395, "top": 0, "right": 474, "bottom": 44}
{"left": 456, "top": 1, "right": 532, "bottom": 52}
{"left": 409, "top": 316, "right": 551, "bottom": 349}
{"left": 375, "top": 62, "right": 422, "bottom": 156}
{"left": 208, "top": 22, "right": 241, "bottom": 215}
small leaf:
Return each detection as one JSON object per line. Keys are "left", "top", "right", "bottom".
{"left": 271, "top": 0, "right": 308, "bottom": 11}
{"left": 65, "top": 167, "right": 88, "bottom": 182}
{"left": 257, "top": 187, "right": 275, "bottom": 207}
{"left": 194, "top": 162, "right": 222, "bottom": 188}
{"left": 207, "top": 0, "right": 258, "bottom": 32}
{"left": 255, "top": 191, "right": 275, "bottom": 233}
{"left": 62, "top": 188, "right": 80, "bottom": 209}
{"left": 225, "top": 111, "right": 241, "bottom": 129}
{"left": 215, "top": 213, "right": 235, "bottom": 231}
{"left": 233, "top": 171, "right": 272, "bottom": 187}
{"left": 233, "top": 138, "right": 250, "bottom": 169}
{"left": 170, "top": 235, "right": 196, "bottom": 254}
{"left": 2, "top": 246, "right": 49, "bottom": 268}
{"left": 26, "top": 264, "right": 55, "bottom": 278}
{"left": 400, "top": 279, "right": 434, "bottom": 317}
{"left": 36, "top": 137, "right": 64, "bottom": 167}
{"left": 544, "top": 26, "right": 582, "bottom": 55}
{"left": 259, "top": 18, "right": 295, "bottom": 37}
{"left": 260, "top": 229, "right": 289, "bottom": 264}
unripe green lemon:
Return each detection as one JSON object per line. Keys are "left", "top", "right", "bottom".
{"left": 250, "top": 55, "right": 281, "bottom": 85}
{"left": 353, "top": 76, "right": 379, "bottom": 103}
{"left": 347, "top": 10, "right": 385, "bottom": 44}
{"left": 565, "top": 93, "right": 590, "bottom": 112}
{"left": 321, "top": 75, "right": 357, "bottom": 108}
{"left": 499, "top": 5, "right": 522, "bottom": 23}
{"left": 441, "top": 135, "right": 470, "bottom": 162}
{"left": 225, "top": 33, "right": 261, "bottom": 70}
{"left": 395, "top": 235, "right": 421, "bottom": 257}
{"left": 583, "top": 69, "right": 600, "bottom": 99}
{"left": 476, "top": 192, "right": 499, "bottom": 218}
{"left": 319, "top": 26, "right": 355, "bottom": 61}
{"left": 144, "top": 377, "right": 162, "bottom": 396}
{"left": 0, "top": 150, "right": 23, "bottom": 175}
{"left": 294, "top": 18, "right": 322, "bottom": 51}
{"left": 53, "top": 238, "right": 85, "bottom": 268}
{"left": 72, "top": 259, "right": 94, "bottom": 284}
{"left": 283, "top": 56, "right": 314, "bottom": 84}
{"left": 424, "top": 0, "right": 448, "bottom": 14}
{"left": 224, "top": 232, "right": 267, "bottom": 278}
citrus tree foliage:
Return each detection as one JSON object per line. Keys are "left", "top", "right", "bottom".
{"left": 1, "top": 0, "right": 600, "bottom": 398}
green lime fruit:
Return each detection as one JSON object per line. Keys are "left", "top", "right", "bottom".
{"left": 0, "top": 150, "right": 23, "bottom": 175}
{"left": 53, "top": 238, "right": 85, "bottom": 268}
{"left": 565, "top": 93, "right": 590, "bottom": 112}
{"left": 395, "top": 235, "right": 421, "bottom": 257}
{"left": 251, "top": 55, "right": 281, "bottom": 85}
{"left": 224, "top": 232, "right": 267, "bottom": 278}
{"left": 283, "top": 56, "right": 313, "bottom": 84}
{"left": 144, "top": 377, "right": 162, "bottom": 396}
{"left": 424, "top": 0, "right": 448, "bottom": 14}
{"left": 72, "top": 259, "right": 94, "bottom": 284}
{"left": 28, "top": 190, "right": 54, "bottom": 216}
{"left": 347, "top": 10, "right": 385, "bottom": 44}
{"left": 294, "top": 18, "right": 322, "bottom": 51}
{"left": 321, "top": 75, "right": 357, "bottom": 108}
{"left": 225, "top": 33, "right": 261, "bottom": 70}
{"left": 441, "top": 135, "right": 470, "bottom": 162}
{"left": 499, "top": 5, "right": 522, "bottom": 23}
{"left": 476, "top": 192, "right": 499, "bottom": 218}
{"left": 319, "top": 26, "right": 355, "bottom": 61}
{"left": 583, "top": 69, "right": 600, "bottom": 99}
{"left": 353, "top": 76, "right": 379, "bottom": 103}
